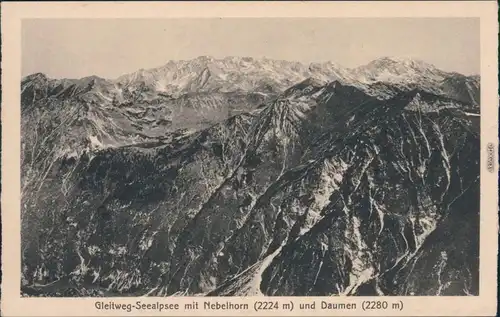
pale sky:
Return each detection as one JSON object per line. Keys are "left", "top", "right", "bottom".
{"left": 22, "top": 18, "right": 480, "bottom": 79}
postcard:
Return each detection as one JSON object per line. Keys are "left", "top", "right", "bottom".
{"left": 1, "top": 1, "right": 498, "bottom": 316}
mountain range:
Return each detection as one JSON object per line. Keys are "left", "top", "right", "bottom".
{"left": 20, "top": 56, "right": 480, "bottom": 296}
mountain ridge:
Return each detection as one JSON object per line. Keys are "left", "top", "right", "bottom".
{"left": 24, "top": 55, "right": 479, "bottom": 84}
{"left": 23, "top": 56, "right": 480, "bottom": 111}
{"left": 21, "top": 66, "right": 480, "bottom": 297}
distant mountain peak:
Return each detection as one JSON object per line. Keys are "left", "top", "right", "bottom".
{"left": 361, "top": 56, "right": 438, "bottom": 72}
{"left": 23, "top": 72, "right": 49, "bottom": 82}
{"left": 299, "top": 76, "right": 329, "bottom": 88}
{"left": 22, "top": 55, "right": 480, "bottom": 106}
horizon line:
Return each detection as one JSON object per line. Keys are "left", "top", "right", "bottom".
{"left": 22, "top": 55, "right": 479, "bottom": 81}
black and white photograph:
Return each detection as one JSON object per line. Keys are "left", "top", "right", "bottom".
{"left": 18, "top": 16, "right": 482, "bottom": 298}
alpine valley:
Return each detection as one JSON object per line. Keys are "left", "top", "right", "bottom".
{"left": 20, "top": 56, "right": 480, "bottom": 297}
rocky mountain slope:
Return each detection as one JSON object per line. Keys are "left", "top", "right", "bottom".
{"left": 20, "top": 57, "right": 480, "bottom": 297}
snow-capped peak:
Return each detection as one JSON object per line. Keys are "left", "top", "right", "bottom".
{"left": 351, "top": 56, "right": 446, "bottom": 87}
{"left": 22, "top": 55, "right": 479, "bottom": 106}
{"left": 357, "top": 56, "right": 439, "bottom": 75}
{"left": 368, "top": 56, "right": 436, "bottom": 69}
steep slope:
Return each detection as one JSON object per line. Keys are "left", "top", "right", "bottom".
{"left": 20, "top": 70, "right": 276, "bottom": 204}
{"left": 20, "top": 56, "right": 479, "bottom": 160}
{"left": 21, "top": 76, "right": 479, "bottom": 297}
{"left": 440, "top": 74, "right": 480, "bottom": 105}
{"left": 113, "top": 56, "right": 480, "bottom": 105}
{"left": 256, "top": 96, "right": 479, "bottom": 296}
{"left": 115, "top": 56, "right": 312, "bottom": 96}
{"left": 211, "top": 86, "right": 479, "bottom": 297}
{"left": 353, "top": 57, "right": 480, "bottom": 105}
{"left": 20, "top": 68, "right": 276, "bottom": 156}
